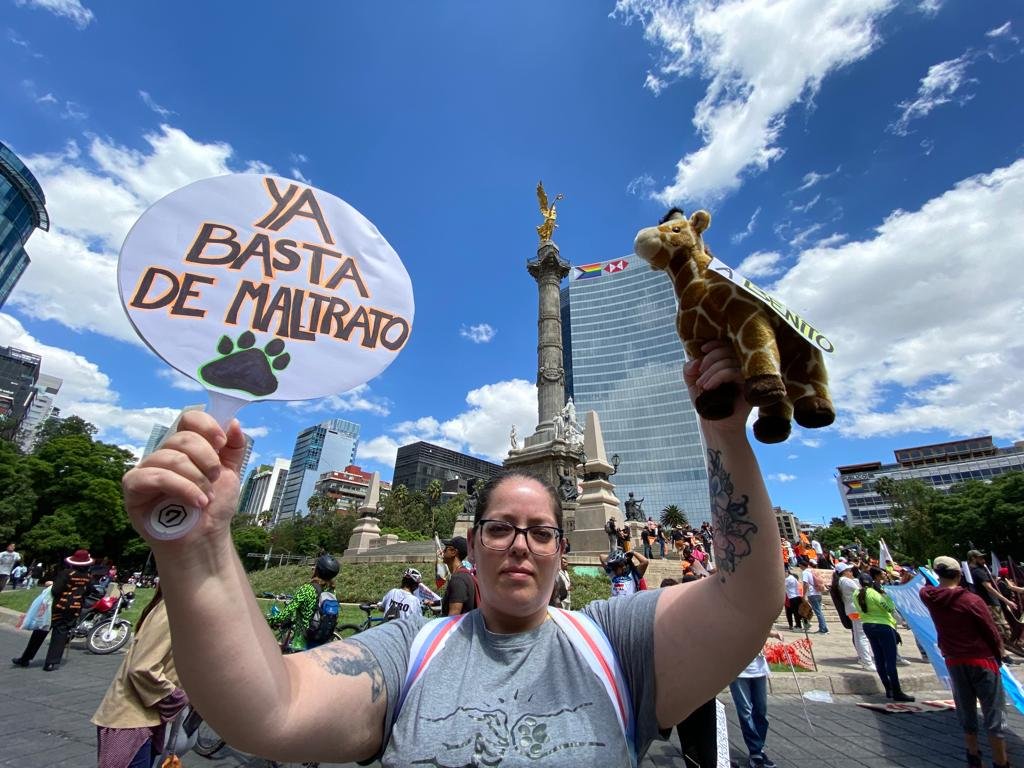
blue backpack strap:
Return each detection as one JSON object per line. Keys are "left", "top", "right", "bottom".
{"left": 547, "top": 607, "right": 637, "bottom": 767}
{"left": 394, "top": 614, "right": 467, "bottom": 720}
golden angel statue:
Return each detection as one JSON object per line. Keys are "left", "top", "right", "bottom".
{"left": 536, "top": 181, "right": 564, "bottom": 243}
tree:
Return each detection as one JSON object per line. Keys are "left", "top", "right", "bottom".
{"left": 232, "top": 525, "right": 271, "bottom": 571}
{"left": 874, "top": 476, "right": 941, "bottom": 563}
{"left": 661, "top": 504, "right": 688, "bottom": 530}
{"left": 0, "top": 440, "right": 37, "bottom": 541}
{"left": 426, "top": 479, "right": 443, "bottom": 535}
{"left": 305, "top": 492, "right": 336, "bottom": 517}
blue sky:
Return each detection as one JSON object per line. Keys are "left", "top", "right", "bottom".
{"left": 2, "top": 0, "right": 1022, "bottom": 526}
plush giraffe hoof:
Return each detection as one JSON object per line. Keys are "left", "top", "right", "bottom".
{"left": 695, "top": 382, "right": 739, "bottom": 420}
{"left": 793, "top": 397, "right": 836, "bottom": 429}
{"left": 743, "top": 375, "right": 786, "bottom": 407}
{"left": 753, "top": 415, "right": 791, "bottom": 444}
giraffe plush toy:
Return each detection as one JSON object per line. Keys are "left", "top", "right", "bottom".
{"left": 633, "top": 207, "right": 835, "bottom": 444}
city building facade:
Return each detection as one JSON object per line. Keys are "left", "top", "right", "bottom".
{"left": 561, "top": 257, "right": 710, "bottom": 525}
{"left": 774, "top": 506, "right": 800, "bottom": 541}
{"left": 142, "top": 424, "right": 170, "bottom": 459}
{"left": 0, "top": 141, "right": 49, "bottom": 307}
{"left": 838, "top": 436, "right": 1024, "bottom": 527}
{"left": 239, "top": 457, "right": 290, "bottom": 525}
{"left": 392, "top": 441, "right": 503, "bottom": 494}
{"left": 277, "top": 418, "right": 360, "bottom": 521}
{"left": 0, "top": 345, "right": 41, "bottom": 438}
{"left": 16, "top": 372, "right": 60, "bottom": 452}
{"left": 315, "top": 465, "right": 392, "bottom": 510}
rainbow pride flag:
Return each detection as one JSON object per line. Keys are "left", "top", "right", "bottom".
{"left": 574, "top": 262, "right": 604, "bottom": 280}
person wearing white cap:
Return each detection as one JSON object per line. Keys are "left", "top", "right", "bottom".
{"left": 921, "top": 556, "right": 1009, "bottom": 768}
{"left": 836, "top": 562, "right": 873, "bottom": 669}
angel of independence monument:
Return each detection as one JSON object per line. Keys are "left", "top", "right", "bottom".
{"left": 503, "top": 183, "right": 622, "bottom": 554}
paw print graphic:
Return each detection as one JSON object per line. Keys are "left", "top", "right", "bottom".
{"left": 198, "top": 331, "right": 291, "bottom": 396}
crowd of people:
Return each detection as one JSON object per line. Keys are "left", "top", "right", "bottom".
{"left": 5, "top": 339, "right": 1021, "bottom": 768}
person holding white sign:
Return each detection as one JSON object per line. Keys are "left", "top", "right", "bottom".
{"left": 121, "top": 340, "right": 783, "bottom": 766}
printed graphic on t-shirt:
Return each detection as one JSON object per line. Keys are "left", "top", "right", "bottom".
{"left": 412, "top": 694, "right": 604, "bottom": 764}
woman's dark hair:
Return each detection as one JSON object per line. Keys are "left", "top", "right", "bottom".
{"left": 401, "top": 575, "right": 419, "bottom": 590}
{"left": 856, "top": 571, "right": 885, "bottom": 614}
{"left": 135, "top": 585, "right": 163, "bottom": 634}
{"left": 660, "top": 578, "right": 678, "bottom": 588}
{"left": 473, "top": 471, "right": 563, "bottom": 530}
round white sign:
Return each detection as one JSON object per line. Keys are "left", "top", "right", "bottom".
{"left": 118, "top": 174, "right": 414, "bottom": 402}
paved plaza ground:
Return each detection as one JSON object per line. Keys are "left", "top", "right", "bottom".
{"left": 2, "top": 607, "right": 1022, "bottom": 767}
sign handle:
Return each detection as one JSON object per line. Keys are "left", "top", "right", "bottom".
{"left": 144, "top": 391, "right": 246, "bottom": 541}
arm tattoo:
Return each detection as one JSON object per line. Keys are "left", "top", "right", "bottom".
{"left": 310, "top": 642, "right": 386, "bottom": 703}
{"left": 707, "top": 448, "right": 758, "bottom": 581}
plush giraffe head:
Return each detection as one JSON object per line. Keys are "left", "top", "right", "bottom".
{"left": 633, "top": 207, "right": 711, "bottom": 271}
{"left": 631, "top": 206, "right": 836, "bottom": 444}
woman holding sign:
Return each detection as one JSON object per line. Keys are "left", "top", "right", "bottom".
{"left": 122, "top": 339, "right": 784, "bottom": 766}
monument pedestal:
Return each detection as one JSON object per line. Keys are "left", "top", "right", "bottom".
{"left": 504, "top": 436, "right": 580, "bottom": 497}
{"left": 566, "top": 411, "right": 622, "bottom": 555}
{"left": 343, "top": 471, "right": 384, "bottom": 557}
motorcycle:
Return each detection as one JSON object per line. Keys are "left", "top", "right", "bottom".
{"left": 73, "top": 584, "right": 136, "bottom": 654}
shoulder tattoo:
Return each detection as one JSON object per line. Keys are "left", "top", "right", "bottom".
{"left": 309, "top": 641, "right": 386, "bottom": 703}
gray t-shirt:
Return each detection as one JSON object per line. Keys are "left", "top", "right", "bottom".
{"left": 351, "top": 590, "right": 661, "bottom": 766}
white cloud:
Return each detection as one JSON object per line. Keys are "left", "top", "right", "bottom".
{"left": 769, "top": 158, "right": 1024, "bottom": 441}
{"left": 614, "top": 0, "right": 896, "bottom": 202}
{"left": 730, "top": 206, "right": 760, "bottom": 244}
{"left": 917, "top": 0, "right": 943, "bottom": 16}
{"left": 36, "top": 92, "right": 57, "bottom": 104}
{"left": 736, "top": 250, "right": 783, "bottom": 279}
{"left": 7, "top": 29, "right": 43, "bottom": 58}
{"left": 15, "top": 0, "right": 94, "bottom": 28}
{"left": 790, "top": 222, "right": 824, "bottom": 248}
{"left": 289, "top": 153, "right": 308, "bottom": 164}
{"left": 11, "top": 125, "right": 270, "bottom": 343}
{"left": 790, "top": 194, "right": 820, "bottom": 214}
{"left": 460, "top": 323, "right": 497, "bottom": 344}
{"left": 626, "top": 173, "right": 656, "bottom": 197}
{"left": 156, "top": 369, "right": 204, "bottom": 392}
{"left": 813, "top": 233, "right": 847, "bottom": 248}
{"left": 800, "top": 438, "right": 822, "bottom": 448}
{"left": 797, "top": 168, "right": 838, "bottom": 192}
{"left": 288, "top": 384, "right": 391, "bottom": 417}
{"left": 920, "top": 138, "right": 935, "bottom": 156}
{"left": 243, "top": 426, "right": 270, "bottom": 439}
{"left": 358, "top": 379, "right": 536, "bottom": 469}
{"left": 985, "top": 22, "right": 1012, "bottom": 39}
{"left": 0, "top": 313, "right": 180, "bottom": 446}
{"left": 769, "top": 473, "right": 797, "bottom": 483}
{"left": 889, "top": 52, "right": 975, "bottom": 136}
{"left": 139, "top": 90, "right": 174, "bottom": 118}
{"left": 290, "top": 167, "right": 311, "bottom": 184}
{"left": 787, "top": 453, "right": 799, "bottom": 460}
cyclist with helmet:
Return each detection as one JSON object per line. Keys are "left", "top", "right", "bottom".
{"left": 381, "top": 569, "right": 439, "bottom": 621}
{"left": 600, "top": 546, "right": 649, "bottom": 599}
{"left": 267, "top": 553, "right": 339, "bottom": 653}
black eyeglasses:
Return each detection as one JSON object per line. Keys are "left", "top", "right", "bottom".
{"left": 475, "top": 519, "right": 563, "bottom": 556}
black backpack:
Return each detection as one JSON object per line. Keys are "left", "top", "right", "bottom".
{"left": 305, "top": 585, "right": 340, "bottom": 646}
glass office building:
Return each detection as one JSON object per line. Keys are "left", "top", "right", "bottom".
{"left": 277, "top": 418, "right": 360, "bottom": 521}
{"left": 0, "top": 141, "right": 49, "bottom": 307}
{"left": 562, "top": 257, "right": 710, "bottom": 525}
{"left": 838, "top": 436, "right": 1024, "bottom": 528}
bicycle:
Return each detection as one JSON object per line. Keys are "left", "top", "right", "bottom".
{"left": 335, "top": 601, "right": 388, "bottom": 638}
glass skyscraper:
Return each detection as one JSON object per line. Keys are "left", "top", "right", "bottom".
{"left": 0, "top": 141, "right": 49, "bottom": 307}
{"left": 561, "top": 257, "right": 711, "bottom": 525}
{"left": 277, "top": 418, "right": 360, "bottom": 522}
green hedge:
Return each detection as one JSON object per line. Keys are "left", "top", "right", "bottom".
{"left": 247, "top": 563, "right": 612, "bottom": 608}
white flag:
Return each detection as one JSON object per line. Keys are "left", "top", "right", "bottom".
{"left": 962, "top": 561, "right": 974, "bottom": 584}
{"left": 878, "top": 538, "right": 894, "bottom": 570}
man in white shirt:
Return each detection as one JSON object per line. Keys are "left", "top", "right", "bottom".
{"left": 0, "top": 544, "right": 20, "bottom": 592}
{"left": 783, "top": 569, "right": 806, "bottom": 630}
{"left": 729, "top": 630, "right": 783, "bottom": 768}
{"left": 836, "top": 563, "right": 874, "bottom": 669}
{"left": 801, "top": 563, "right": 829, "bottom": 634}
{"left": 380, "top": 568, "right": 438, "bottom": 622}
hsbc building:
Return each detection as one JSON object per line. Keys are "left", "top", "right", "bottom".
{"left": 560, "top": 256, "right": 710, "bottom": 525}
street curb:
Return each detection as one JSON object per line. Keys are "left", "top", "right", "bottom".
{"left": 0, "top": 605, "right": 24, "bottom": 628}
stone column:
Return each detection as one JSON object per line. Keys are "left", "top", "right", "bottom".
{"left": 525, "top": 241, "right": 570, "bottom": 447}
{"left": 344, "top": 472, "right": 383, "bottom": 557}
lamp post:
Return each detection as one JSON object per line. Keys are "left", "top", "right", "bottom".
{"left": 611, "top": 453, "right": 621, "bottom": 476}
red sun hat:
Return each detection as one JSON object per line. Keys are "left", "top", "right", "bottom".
{"left": 65, "top": 549, "right": 94, "bottom": 567}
